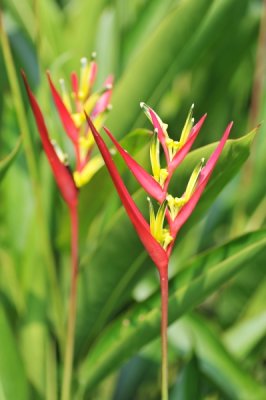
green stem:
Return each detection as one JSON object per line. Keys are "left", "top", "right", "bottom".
{"left": 160, "top": 270, "right": 169, "bottom": 400}
{"left": 0, "top": 10, "right": 64, "bottom": 345}
{"left": 61, "top": 205, "right": 79, "bottom": 400}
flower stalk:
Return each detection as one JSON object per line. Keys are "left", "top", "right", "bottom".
{"left": 160, "top": 270, "right": 169, "bottom": 400}
{"left": 61, "top": 204, "right": 79, "bottom": 400}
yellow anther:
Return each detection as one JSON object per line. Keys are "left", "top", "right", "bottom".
{"left": 162, "top": 229, "right": 173, "bottom": 249}
{"left": 150, "top": 131, "right": 161, "bottom": 182}
{"left": 79, "top": 57, "right": 91, "bottom": 101}
{"left": 93, "top": 109, "right": 110, "bottom": 131}
{"left": 79, "top": 134, "right": 94, "bottom": 153}
{"left": 78, "top": 131, "right": 94, "bottom": 161}
{"left": 73, "top": 156, "right": 104, "bottom": 187}
{"left": 83, "top": 89, "right": 105, "bottom": 115}
{"left": 165, "top": 137, "right": 180, "bottom": 161}
{"left": 71, "top": 112, "right": 85, "bottom": 128}
{"left": 59, "top": 79, "right": 72, "bottom": 112}
{"left": 140, "top": 102, "right": 169, "bottom": 134}
{"left": 150, "top": 131, "right": 168, "bottom": 186}
{"left": 166, "top": 194, "right": 186, "bottom": 220}
{"left": 147, "top": 198, "right": 173, "bottom": 249}
{"left": 184, "top": 157, "right": 204, "bottom": 200}
{"left": 179, "top": 103, "right": 194, "bottom": 146}
{"left": 165, "top": 137, "right": 173, "bottom": 146}
{"left": 167, "top": 158, "right": 205, "bottom": 219}
{"left": 159, "top": 168, "right": 168, "bottom": 186}
{"left": 164, "top": 104, "right": 195, "bottom": 161}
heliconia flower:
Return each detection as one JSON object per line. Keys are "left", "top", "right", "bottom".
{"left": 47, "top": 55, "right": 113, "bottom": 188}
{"left": 87, "top": 104, "right": 233, "bottom": 400}
{"left": 22, "top": 54, "right": 113, "bottom": 205}
{"left": 86, "top": 105, "right": 233, "bottom": 271}
{"left": 22, "top": 71, "right": 78, "bottom": 208}
{"left": 104, "top": 110, "right": 207, "bottom": 203}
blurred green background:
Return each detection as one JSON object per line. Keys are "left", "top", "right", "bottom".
{"left": 0, "top": 0, "right": 266, "bottom": 399}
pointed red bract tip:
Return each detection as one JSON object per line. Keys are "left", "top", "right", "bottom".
{"left": 167, "top": 113, "right": 207, "bottom": 179}
{"left": 148, "top": 107, "right": 170, "bottom": 164}
{"left": 46, "top": 72, "right": 78, "bottom": 144}
{"left": 92, "top": 75, "right": 114, "bottom": 117}
{"left": 71, "top": 72, "right": 79, "bottom": 95}
{"left": 103, "top": 127, "right": 164, "bottom": 202}
{"left": 170, "top": 122, "right": 233, "bottom": 237}
{"left": 89, "top": 61, "right": 98, "bottom": 87}
{"left": 85, "top": 114, "right": 169, "bottom": 271}
{"left": 22, "top": 71, "right": 78, "bottom": 208}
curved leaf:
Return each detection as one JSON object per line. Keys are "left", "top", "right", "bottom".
{"left": 170, "top": 313, "right": 266, "bottom": 400}
{"left": 108, "top": 0, "right": 249, "bottom": 135}
{"left": 78, "top": 229, "right": 266, "bottom": 393}
{"left": 107, "top": 0, "right": 211, "bottom": 135}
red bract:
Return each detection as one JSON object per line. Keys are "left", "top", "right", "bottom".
{"left": 86, "top": 105, "right": 233, "bottom": 272}
{"left": 22, "top": 71, "right": 78, "bottom": 208}
{"left": 47, "top": 72, "right": 79, "bottom": 145}
{"left": 104, "top": 126, "right": 164, "bottom": 202}
{"left": 169, "top": 122, "right": 233, "bottom": 241}
{"left": 86, "top": 116, "right": 168, "bottom": 271}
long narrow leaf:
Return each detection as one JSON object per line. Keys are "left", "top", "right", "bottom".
{"left": 78, "top": 229, "right": 266, "bottom": 393}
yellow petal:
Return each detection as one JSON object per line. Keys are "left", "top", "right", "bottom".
{"left": 184, "top": 157, "right": 205, "bottom": 200}
{"left": 179, "top": 103, "right": 194, "bottom": 146}
{"left": 150, "top": 131, "right": 161, "bottom": 182}
{"left": 73, "top": 155, "right": 104, "bottom": 187}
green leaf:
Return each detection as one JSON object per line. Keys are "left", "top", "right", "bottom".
{"left": 65, "top": 0, "right": 108, "bottom": 63}
{"left": 170, "top": 313, "right": 266, "bottom": 400}
{"left": 95, "top": 6, "right": 119, "bottom": 85}
{"left": 0, "top": 249, "right": 25, "bottom": 314}
{"left": 223, "top": 310, "right": 266, "bottom": 359}
{"left": 76, "top": 129, "right": 256, "bottom": 355}
{"left": 2, "top": 0, "right": 36, "bottom": 41}
{"left": 0, "top": 305, "right": 29, "bottom": 400}
{"left": 0, "top": 137, "right": 21, "bottom": 181}
{"left": 170, "top": 355, "right": 201, "bottom": 400}
{"left": 108, "top": 0, "right": 250, "bottom": 135}
{"left": 77, "top": 229, "right": 266, "bottom": 394}
{"left": 122, "top": 0, "right": 175, "bottom": 63}
{"left": 107, "top": 0, "right": 212, "bottom": 135}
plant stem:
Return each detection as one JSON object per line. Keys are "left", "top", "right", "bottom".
{"left": 61, "top": 204, "right": 79, "bottom": 400}
{"left": 160, "top": 270, "right": 169, "bottom": 400}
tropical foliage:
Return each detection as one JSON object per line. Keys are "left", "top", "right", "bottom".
{"left": 0, "top": 0, "right": 265, "bottom": 399}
